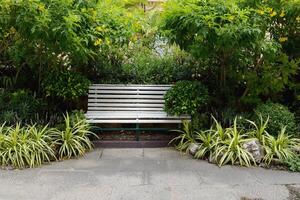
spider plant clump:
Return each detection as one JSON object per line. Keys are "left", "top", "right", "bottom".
{"left": 53, "top": 113, "right": 96, "bottom": 160}
{"left": 213, "top": 118, "right": 256, "bottom": 167}
{"left": 0, "top": 123, "right": 55, "bottom": 169}
{"left": 169, "top": 120, "right": 196, "bottom": 153}
{"left": 194, "top": 130, "right": 215, "bottom": 160}
{"left": 263, "top": 126, "right": 298, "bottom": 165}
{"left": 172, "top": 115, "right": 290, "bottom": 167}
{"left": 246, "top": 114, "right": 269, "bottom": 145}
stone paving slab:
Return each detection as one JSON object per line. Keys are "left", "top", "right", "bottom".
{"left": 0, "top": 148, "right": 299, "bottom": 200}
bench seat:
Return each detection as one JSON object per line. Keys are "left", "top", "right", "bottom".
{"left": 86, "top": 111, "right": 190, "bottom": 123}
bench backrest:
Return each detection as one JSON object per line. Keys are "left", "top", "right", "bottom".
{"left": 88, "top": 84, "right": 172, "bottom": 112}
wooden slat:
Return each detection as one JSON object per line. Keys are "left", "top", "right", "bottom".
{"left": 88, "top": 107, "right": 163, "bottom": 111}
{"left": 86, "top": 119, "right": 185, "bottom": 124}
{"left": 89, "top": 86, "right": 171, "bottom": 90}
{"left": 88, "top": 94, "right": 164, "bottom": 99}
{"left": 88, "top": 99, "right": 164, "bottom": 103}
{"left": 89, "top": 90, "right": 166, "bottom": 95}
{"left": 88, "top": 103, "right": 164, "bottom": 107}
{"left": 91, "top": 84, "right": 172, "bottom": 87}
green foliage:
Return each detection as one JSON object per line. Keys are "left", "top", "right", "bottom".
{"left": 172, "top": 115, "right": 300, "bottom": 167}
{"left": 263, "top": 126, "right": 297, "bottom": 165}
{"left": 246, "top": 114, "right": 269, "bottom": 145}
{"left": 169, "top": 120, "right": 195, "bottom": 153}
{"left": 194, "top": 130, "right": 215, "bottom": 160}
{"left": 255, "top": 102, "right": 298, "bottom": 136}
{"left": 0, "top": 0, "right": 136, "bottom": 93}
{"left": 0, "top": 123, "right": 55, "bottom": 169}
{"left": 53, "top": 113, "right": 95, "bottom": 160}
{"left": 213, "top": 118, "right": 256, "bottom": 167}
{"left": 0, "top": 111, "right": 95, "bottom": 168}
{"left": 0, "top": 89, "right": 45, "bottom": 124}
{"left": 161, "top": 0, "right": 299, "bottom": 109}
{"left": 42, "top": 70, "right": 90, "bottom": 100}
{"left": 284, "top": 156, "right": 300, "bottom": 172}
{"left": 164, "top": 81, "right": 209, "bottom": 116}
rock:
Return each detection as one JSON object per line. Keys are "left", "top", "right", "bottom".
{"left": 243, "top": 140, "right": 265, "bottom": 163}
{"left": 188, "top": 143, "right": 199, "bottom": 156}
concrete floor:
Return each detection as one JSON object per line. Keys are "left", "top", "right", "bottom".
{"left": 0, "top": 148, "right": 299, "bottom": 200}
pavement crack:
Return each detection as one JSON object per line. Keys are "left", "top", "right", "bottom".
{"left": 99, "top": 149, "right": 103, "bottom": 159}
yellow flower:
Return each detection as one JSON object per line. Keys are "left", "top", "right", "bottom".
{"left": 96, "top": 26, "right": 103, "bottom": 32}
{"left": 257, "top": 10, "right": 265, "bottom": 15}
{"left": 266, "top": 7, "right": 273, "bottom": 13}
{"left": 296, "top": 16, "right": 300, "bottom": 22}
{"left": 270, "top": 11, "right": 277, "bottom": 17}
{"left": 38, "top": 4, "right": 45, "bottom": 12}
{"left": 94, "top": 38, "right": 102, "bottom": 46}
{"left": 9, "top": 27, "right": 16, "bottom": 34}
{"left": 280, "top": 11, "right": 285, "bottom": 17}
{"left": 228, "top": 15, "right": 235, "bottom": 21}
{"left": 105, "top": 38, "right": 111, "bottom": 45}
{"left": 279, "top": 37, "right": 288, "bottom": 43}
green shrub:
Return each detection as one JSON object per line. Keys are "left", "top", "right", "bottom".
{"left": 254, "top": 102, "right": 298, "bottom": 136}
{"left": 284, "top": 156, "right": 300, "bottom": 172}
{"left": 164, "top": 81, "right": 209, "bottom": 116}
{"left": 42, "top": 71, "right": 90, "bottom": 100}
{"left": 0, "top": 90, "right": 45, "bottom": 124}
{"left": 53, "top": 113, "right": 95, "bottom": 160}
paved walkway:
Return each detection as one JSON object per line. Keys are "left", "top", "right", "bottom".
{"left": 0, "top": 148, "right": 299, "bottom": 200}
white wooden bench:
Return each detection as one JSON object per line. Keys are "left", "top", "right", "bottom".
{"left": 85, "top": 84, "right": 191, "bottom": 140}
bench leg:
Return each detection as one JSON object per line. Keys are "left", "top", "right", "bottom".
{"left": 136, "top": 123, "right": 140, "bottom": 141}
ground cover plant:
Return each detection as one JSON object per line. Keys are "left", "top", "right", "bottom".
{"left": 0, "top": 112, "right": 95, "bottom": 169}
{"left": 171, "top": 115, "right": 300, "bottom": 170}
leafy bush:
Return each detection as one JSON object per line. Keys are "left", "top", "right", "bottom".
{"left": 164, "top": 81, "right": 209, "bottom": 116}
{"left": 53, "top": 113, "right": 95, "bottom": 160}
{"left": 0, "top": 90, "right": 45, "bottom": 124}
{"left": 161, "top": 0, "right": 299, "bottom": 110}
{"left": 42, "top": 71, "right": 90, "bottom": 100}
{"left": 284, "top": 156, "right": 300, "bottom": 172}
{"left": 255, "top": 102, "right": 298, "bottom": 136}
